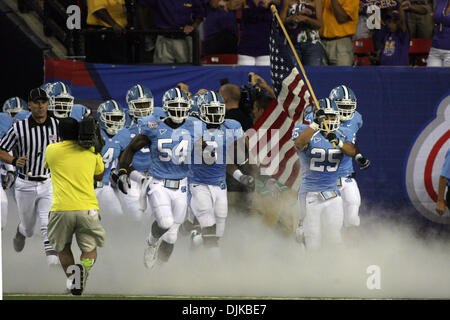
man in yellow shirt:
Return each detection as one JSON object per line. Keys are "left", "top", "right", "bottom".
{"left": 320, "top": 0, "right": 359, "bottom": 66}
{"left": 85, "top": 0, "right": 128, "bottom": 63}
{"left": 45, "top": 117, "right": 105, "bottom": 295}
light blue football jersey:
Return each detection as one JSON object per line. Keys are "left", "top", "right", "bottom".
{"left": 292, "top": 125, "right": 354, "bottom": 194}
{"left": 336, "top": 111, "right": 362, "bottom": 178}
{"left": 70, "top": 104, "right": 90, "bottom": 121}
{"left": 0, "top": 113, "right": 13, "bottom": 138}
{"left": 99, "top": 128, "right": 129, "bottom": 185}
{"left": 304, "top": 111, "right": 362, "bottom": 178}
{"left": 14, "top": 111, "right": 31, "bottom": 121}
{"left": 0, "top": 113, "right": 13, "bottom": 175}
{"left": 116, "top": 121, "right": 152, "bottom": 172}
{"left": 190, "top": 119, "right": 243, "bottom": 186}
{"left": 138, "top": 115, "right": 202, "bottom": 180}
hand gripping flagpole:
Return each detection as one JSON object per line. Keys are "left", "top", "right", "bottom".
{"left": 270, "top": 4, "right": 335, "bottom": 145}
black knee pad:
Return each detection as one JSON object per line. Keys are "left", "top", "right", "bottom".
{"left": 158, "top": 240, "right": 174, "bottom": 262}
{"left": 151, "top": 220, "right": 169, "bottom": 239}
{"left": 202, "top": 225, "right": 219, "bottom": 247}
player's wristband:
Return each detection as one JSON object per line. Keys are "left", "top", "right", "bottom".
{"left": 233, "top": 169, "right": 244, "bottom": 182}
{"left": 337, "top": 140, "right": 344, "bottom": 148}
{"left": 11, "top": 157, "right": 17, "bottom": 167}
{"left": 309, "top": 122, "right": 319, "bottom": 131}
{"left": 355, "top": 153, "right": 363, "bottom": 160}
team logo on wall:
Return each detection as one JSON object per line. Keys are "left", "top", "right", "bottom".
{"left": 406, "top": 93, "right": 450, "bottom": 224}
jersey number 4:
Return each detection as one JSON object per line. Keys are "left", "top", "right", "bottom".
{"left": 310, "top": 148, "right": 341, "bottom": 172}
{"left": 158, "top": 138, "right": 189, "bottom": 164}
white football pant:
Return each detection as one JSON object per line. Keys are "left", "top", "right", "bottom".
{"left": 189, "top": 184, "right": 228, "bottom": 237}
{"left": 147, "top": 178, "right": 188, "bottom": 244}
{"left": 117, "top": 178, "right": 147, "bottom": 221}
{"left": 299, "top": 192, "right": 344, "bottom": 251}
{"left": 339, "top": 177, "right": 361, "bottom": 227}
{"left": 95, "top": 184, "right": 124, "bottom": 217}
{"left": 14, "top": 178, "right": 53, "bottom": 249}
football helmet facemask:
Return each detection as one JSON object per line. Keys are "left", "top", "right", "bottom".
{"left": 48, "top": 81, "right": 74, "bottom": 118}
{"left": 2, "top": 97, "right": 29, "bottom": 118}
{"left": 198, "top": 91, "right": 226, "bottom": 125}
{"left": 126, "top": 84, "right": 154, "bottom": 119}
{"left": 97, "top": 100, "right": 126, "bottom": 136}
{"left": 162, "top": 88, "right": 190, "bottom": 124}
{"left": 329, "top": 85, "right": 357, "bottom": 122}
{"left": 317, "top": 98, "right": 340, "bottom": 132}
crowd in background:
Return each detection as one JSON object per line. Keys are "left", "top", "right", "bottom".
{"left": 75, "top": 0, "right": 449, "bottom": 67}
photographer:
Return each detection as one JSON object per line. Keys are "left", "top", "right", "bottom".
{"left": 45, "top": 118, "right": 105, "bottom": 296}
{"left": 219, "top": 83, "right": 254, "bottom": 131}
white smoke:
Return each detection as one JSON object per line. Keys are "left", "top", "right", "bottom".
{"left": 2, "top": 194, "right": 450, "bottom": 299}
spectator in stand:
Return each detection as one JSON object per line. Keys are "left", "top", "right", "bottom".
{"left": 225, "top": 0, "right": 281, "bottom": 66}
{"left": 280, "top": 0, "right": 324, "bottom": 66}
{"left": 85, "top": 0, "right": 128, "bottom": 64}
{"left": 150, "top": 0, "right": 205, "bottom": 64}
{"left": 426, "top": 0, "right": 450, "bottom": 67}
{"left": 352, "top": 1, "right": 373, "bottom": 40}
{"left": 375, "top": 5, "right": 410, "bottom": 66}
{"left": 203, "top": 0, "right": 238, "bottom": 56}
{"left": 136, "top": 0, "right": 156, "bottom": 54}
{"left": 320, "top": 0, "right": 359, "bottom": 66}
{"left": 405, "top": 0, "right": 434, "bottom": 38}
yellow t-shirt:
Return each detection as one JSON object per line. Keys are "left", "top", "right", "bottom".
{"left": 86, "top": 0, "right": 127, "bottom": 28}
{"left": 45, "top": 140, "right": 104, "bottom": 211}
{"left": 320, "top": 0, "right": 359, "bottom": 39}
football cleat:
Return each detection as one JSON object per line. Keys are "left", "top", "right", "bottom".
{"left": 144, "top": 238, "right": 161, "bottom": 269}
{"left": 13, "top": 225, "right": 26, "bottom": 252}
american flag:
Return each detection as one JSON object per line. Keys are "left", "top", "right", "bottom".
{"left": 249, "top": 16, "right": 313, "bottom": 190}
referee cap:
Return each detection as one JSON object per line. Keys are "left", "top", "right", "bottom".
{"left": 29, "top": 88, "right": 49, "bottom": 102}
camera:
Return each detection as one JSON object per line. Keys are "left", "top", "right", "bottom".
{"left": 219, "top": 78, "right": 263, "bottom": 116}
{"left": 78, "top": 114, "right": 105, "bottom": 153}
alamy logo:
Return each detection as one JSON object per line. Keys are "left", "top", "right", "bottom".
{"left": 366, "top": 265, "right": 381, "bottom": 290}
{"left": 66, "top": 5, "right": 81, "bottom": 30}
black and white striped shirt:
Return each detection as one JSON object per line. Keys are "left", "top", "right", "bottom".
{"left": 0, "top": 116, "right": 59, "bottom": 177}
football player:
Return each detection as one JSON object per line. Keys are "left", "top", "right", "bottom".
{"left": 2, "top": 97, "right": 30, "bottom": 121}
{"left": 95, "top": 100, "right": 128, "bottom": 216}
{"left": 47, "top": 81, "right": 90, "bottom": 120}
{"left": 292, "top": 98, "right": 356, "bottom": 251}
{"left": 0, "top": 112, "right": 14, "bottom": 231}
{"left": 329, "top": 85, "right": 370, "bottom": 232}
{"left": 117, "top": 87, "right": 200, "bottom": 268}
{"left": 113, "top": 84, "right": 157, "bottom": 221}
{"left": 188, "top": 91, "right": 253, "bottom": 257}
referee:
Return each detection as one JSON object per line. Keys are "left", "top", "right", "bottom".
{"left": 0, "top": 87, "right": 60, "bottom": 266}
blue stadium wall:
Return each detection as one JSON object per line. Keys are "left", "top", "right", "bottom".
{"left": 45, "top": 59, "right": 450, "bottom": 230}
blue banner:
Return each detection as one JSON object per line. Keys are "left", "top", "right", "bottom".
{"left": 45, "top": 59, "right": 450, "bottom": 227}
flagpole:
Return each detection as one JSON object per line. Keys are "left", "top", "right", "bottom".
{"left": 270, "top": 4, "right": 334, "bottom": 140}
